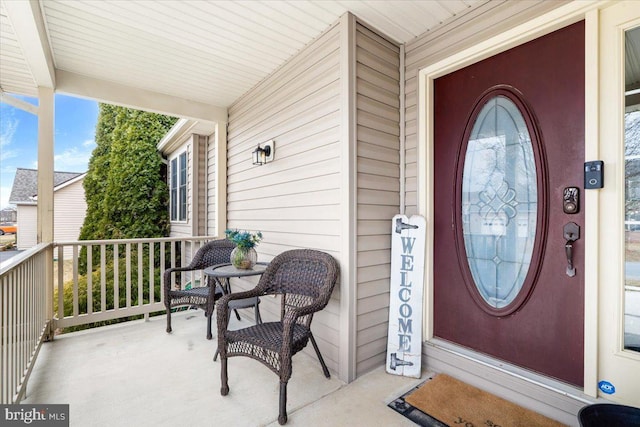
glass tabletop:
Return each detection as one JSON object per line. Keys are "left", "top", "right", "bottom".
{"left": 203, "top": 262, "right": 268, "bottom": 278}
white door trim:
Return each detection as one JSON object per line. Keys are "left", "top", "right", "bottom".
{"left": 597, "top": 1, "right": 640, "bottom": 405}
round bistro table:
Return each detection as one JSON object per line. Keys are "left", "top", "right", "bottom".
{"left": 203, "top": 262, "right": 268, "bottom": 319}
{"left": 205, "top": 262, "right": 268, "bottom": 361}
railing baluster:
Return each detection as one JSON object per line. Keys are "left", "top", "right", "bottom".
{"left": 149, "top": 242, "right": 154, "bottom": 304}
{"left": 72, "top": 245, "right": 79, "bottom": 318}
{"left": 15, "top": 266, "right": 20, "bottom": 390}
{"left": 57, "top": 246, "right": 64, "bottom": 321}
{"left": 5, "top": 273, "right": 10, "bottom": 402}
{"left": 195, "top": 240, "right": 202, "bottom": 288}
{"left": 138, "top": 242, "right": 143, "bottom": 307}
{"left": 9, "top": 272, "right": 15, "bottom": 401}
{"left": 171, "top": 241, "right": 176, "bottom": 289}
{"left": 113, "top": 244, "right": 119, "bottom": 310}
{"left": 126, "top": 243, "right": 131, "bottom": 308}
{"left": 180, "top": 240, "right": 186, "bottom": 288}
{"left": 1, "top": 271, "right": 7, "bottom": 403}
{"left": 160, "top": 242, "right": 165, "bottom": 303}
{"left": 87, "top": 245, "right": 93, "bottom": 315}
{"left": 100, "top": 244, "right": 106, "bottom": 312}
{"left": 22, "top": 262, "right": 28, "bottom": 384}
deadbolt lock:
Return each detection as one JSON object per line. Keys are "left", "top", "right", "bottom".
{"left": 563, "top": 187, "right": 579, "bottom": 214}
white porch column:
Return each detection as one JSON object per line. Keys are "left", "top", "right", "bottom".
{"left": 37, "top": 87, "right": 54, "bottom": 337}
{"left": 37, "top": 87, "right": 54, "bottom": 243}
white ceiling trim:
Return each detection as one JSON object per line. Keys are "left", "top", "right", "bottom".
{"left": 0, "top": 91, "right": 38, "bottom": 115}
{"left": 55, "top": 70, "right": 228, "bottom": 123}
{"left": 2, "top": 0, "right": 55, "bottom": 88}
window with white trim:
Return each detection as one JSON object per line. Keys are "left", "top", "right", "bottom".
{"left": 170, "top": 151, "right": 187, "bottom": 222}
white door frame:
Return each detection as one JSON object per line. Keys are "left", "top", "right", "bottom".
{"left": 417, "top": 1, "right": 605, "bottom": 397}
{"left": 597, "top": 1, "right": 640, "bottom": 406}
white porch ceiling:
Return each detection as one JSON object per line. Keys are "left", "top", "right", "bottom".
{"left": 0, "top": 0, "right": 483, "bottom": 113}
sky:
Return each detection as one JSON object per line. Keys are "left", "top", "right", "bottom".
{"left": 0, "top": 94, "right": 98, "bottom": 209}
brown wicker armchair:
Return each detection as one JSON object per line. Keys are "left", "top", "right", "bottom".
{"left": 164, "top": 239, "right": 235, "bottom": 339}
{"left": 216, "top": 249, "right": 339, "bottom": 425}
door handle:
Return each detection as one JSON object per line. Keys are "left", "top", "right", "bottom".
{"left": 563, "top": 222, "right": 580, "bottom": 277}
{"left": 565, "top": 241, "right": 575, "bottom": 277}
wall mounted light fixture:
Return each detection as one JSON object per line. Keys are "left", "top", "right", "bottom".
{"left": 252, "top": 140, "right": 275, "bottom": 165}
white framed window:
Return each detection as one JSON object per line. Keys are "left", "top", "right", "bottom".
{"left": 170, "top": 151, "right": 187, "bottom": 222}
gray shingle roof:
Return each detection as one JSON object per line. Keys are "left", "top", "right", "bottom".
{"left": 8, "top": 168, "right": 84, "bottom": 204}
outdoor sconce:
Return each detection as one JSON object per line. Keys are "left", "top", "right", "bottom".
{"left": 252, "top": 140, "right": 275, "bottom": 165}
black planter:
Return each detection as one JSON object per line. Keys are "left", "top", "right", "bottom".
{"left": 578, "top": 404, "right": 640, "bottom": 427}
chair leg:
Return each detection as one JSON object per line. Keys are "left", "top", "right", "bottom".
{"left": 206, "top": 311, "right": 213, "bottom": 340}
{"left": 278, "top": 381, "right": 288, "bottom": 425}
{"left": 220, "top": 356, "right": 229, "bottom": 396}
{"left": 166, "top": 306, "right": 172, "bottom": 333}
{"left": 215, "top": 303, "right": 261, "bottom": 362}
{"left": 214, "top": 310, "right": 233, "bottom": 361}
{"left": 255, "top": 299, "right": 262, "bottom": 324}
{"left": 309, "top": 333, "right": 330, "bottom": 378}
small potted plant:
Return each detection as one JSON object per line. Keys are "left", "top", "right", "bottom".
{"left": 225, "top": 229, "right": 263, "bottom": 269}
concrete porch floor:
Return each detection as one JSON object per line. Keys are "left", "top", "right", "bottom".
{"left": 23, "top": 310, "right": 423, "bottom": 426}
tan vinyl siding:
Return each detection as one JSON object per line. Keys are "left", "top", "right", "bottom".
{"left": 16, "top": 179, "right": 87, "bottom": 255}
{"left": 193, "top": 134, "right": 207, "bottom": 236}
{"left": 54, "top": 180, "right": 87, "bottom": 257}
{"left": 227, "top": 22, "right": 342, "bottom": 373}
{"left": 207, "top": 131, "right": 217, "bottom": 236}
{"left": 187, "top": 138, "right": 194, "bottom": 233}
{"left": 354, "top": 22, "right": 400, "bottom": 377}
{"left": 402, "top": 0, "right": 567, "bottom": 215}
{"left": 197, "top": 135, "right": 207, "bottom": 236}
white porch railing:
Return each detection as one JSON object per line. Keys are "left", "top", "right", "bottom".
{"left": 1, "top": 236, "right": 216, "bottom": 404}
{"left": 53, "top": 236, "right": 214, "bottom": 328}
{"left": 1, "top": 243, "right": 51, "bottom": 404}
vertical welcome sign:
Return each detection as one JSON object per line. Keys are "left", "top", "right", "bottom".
{"left": 386, "top": 214, "right": 426, "bottom": 378}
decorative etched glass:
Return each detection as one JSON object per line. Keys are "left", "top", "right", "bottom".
{"left": 462, "top": 95, "right": 537, "bottom": 309}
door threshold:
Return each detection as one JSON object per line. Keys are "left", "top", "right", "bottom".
{"left": 426, "top": 338, "right": 593, "bottom": 402}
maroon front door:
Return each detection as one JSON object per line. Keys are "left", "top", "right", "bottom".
{"left": 433, "top": 22, "right": 585, "bottom": 386}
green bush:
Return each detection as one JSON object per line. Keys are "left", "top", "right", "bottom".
{"left": 78, "top": 104, "right": 177, "bottom": 275}
{"left": 67, "top": 103, "right": 177, "bottom": 332}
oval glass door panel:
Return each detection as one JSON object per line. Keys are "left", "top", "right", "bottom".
{"left": 462, "top": 95, "right": 537, "bottom": 309}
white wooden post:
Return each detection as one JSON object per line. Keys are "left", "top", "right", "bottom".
{"left": 37, "top": 86, "right": 55, "bottom": 338}
{"left": 37, "top": 87, "right": 54, "bottom": 244}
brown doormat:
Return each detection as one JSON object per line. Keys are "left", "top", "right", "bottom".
{"left": 403, "top": 374, "right": 567, "bottom": 427}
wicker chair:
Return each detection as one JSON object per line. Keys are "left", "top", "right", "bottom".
{"left": 164, "top": 239, "right": 236, "bottom": 339}
{"left": 216, "top": 249, "right": 339, "bottom": 425}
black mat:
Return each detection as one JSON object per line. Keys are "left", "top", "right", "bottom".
{"left": 387, "top": 377, "right": 447, "bottom": 427}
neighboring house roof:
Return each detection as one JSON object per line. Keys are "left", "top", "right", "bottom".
{"left": 8, "top": 168, "right": 85, "bottom": 204}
